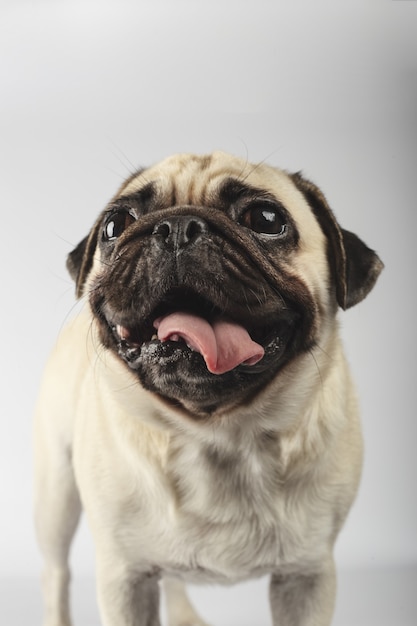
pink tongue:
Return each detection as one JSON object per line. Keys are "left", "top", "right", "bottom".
{"left": 154, "top": 312, "right": 264, "bottom": 375}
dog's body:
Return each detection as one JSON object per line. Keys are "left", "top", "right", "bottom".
{"left": 35, "top": 152, "right": 383, "bottom": 626}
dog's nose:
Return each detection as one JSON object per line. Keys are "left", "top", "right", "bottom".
{"left": 152, "top": 215, "right": 209, "bottom": 250}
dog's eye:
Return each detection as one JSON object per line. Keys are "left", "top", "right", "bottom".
{"left": 241, "top": 204, "right": 287, "bottom": 236}
{"left": 103, "top": 211, "right": 136, "bottom": 241}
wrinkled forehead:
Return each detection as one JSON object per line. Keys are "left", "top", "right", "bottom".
{"left": 119, "top": 152, "right": 290, "bottom": 204}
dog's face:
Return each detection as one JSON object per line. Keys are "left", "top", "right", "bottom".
{"left": 68, "top": 152, "right": 383, "bottom": 417}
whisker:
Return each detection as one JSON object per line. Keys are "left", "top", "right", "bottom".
{"left": 57, "top": 295, "right": 86, "bottom": 337}
{"left": 51, "top": 231, "right": 81, "bottom": 249}
{"left": 238, "top": 148, "right": 284, "bottom": 184}
{"left": 106, "top": 136, "right": 138, "bottom": 177}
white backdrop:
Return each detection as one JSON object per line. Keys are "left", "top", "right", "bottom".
{"left": 1, "top": 0, "right": 416, "bottom": 623}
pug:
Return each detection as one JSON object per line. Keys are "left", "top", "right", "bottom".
{"left": 34, "top": 151, "right": 383, "bottom": 626}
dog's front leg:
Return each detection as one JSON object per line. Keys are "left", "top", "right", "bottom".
{"left": 96, "top": 563, "right": 161, "bottom": 626}
{"left": 163, "top": 577, "right": 211, "bottom": 626}
{"left": 269, "top": 559, "right": 336, "bottom": 626}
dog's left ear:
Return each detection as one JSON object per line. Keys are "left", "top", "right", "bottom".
{"left": 66, "top": 220, "right": 102, "bottom": 298}
{"left": 291, "top": 172, "right": 384, "bottom": 310}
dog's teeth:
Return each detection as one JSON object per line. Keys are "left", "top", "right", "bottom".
{"left": 151, "top": 334, "right": 157, "bottom": 341}
{"left": 116, "top": 324, "right": 130, "bottom": 340}
{"left": 168, "top": 334, "right": 194, "bottom": 350}
{"left": 162, "top": 332, "right": 195, "bottom": 350}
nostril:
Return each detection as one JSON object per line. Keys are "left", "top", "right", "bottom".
{"left": 185, "top": 219, "right": 206, "bottom": 242}
{"left": 152, "top": 221, "right": 171, "bottom": 240}
{"left": 152, "top": 215, "right": 209, "bottom": 250}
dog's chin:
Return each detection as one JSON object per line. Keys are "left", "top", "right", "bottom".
{"left": 101, "top": 315, "right": 295, "bottom": 417}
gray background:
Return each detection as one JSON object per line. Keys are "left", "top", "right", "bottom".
{"left": 1, "top": 1, "right": 416, "bottom": 624}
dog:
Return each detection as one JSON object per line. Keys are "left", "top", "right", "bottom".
{"left": 34, "top": 151, "right": 383, "bottom": 626}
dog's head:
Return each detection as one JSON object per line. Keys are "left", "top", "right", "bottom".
{"left": 68, "top": 152, "right": 383, "bottom": 417}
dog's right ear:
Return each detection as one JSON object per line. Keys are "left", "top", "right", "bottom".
{"left": 66, "top": 220, "right": 102, "bottom": 298}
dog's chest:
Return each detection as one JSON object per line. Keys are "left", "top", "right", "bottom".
{"left": 128, "top": 439, "right": 327, "bottom": 583}
{"left": 166, "top": 448, "right": 280, "bottom": 580}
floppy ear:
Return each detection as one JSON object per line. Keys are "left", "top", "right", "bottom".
{"left": 291, "top": 172, "right": 384, "bottom": 310}
{"left": 66, "top": 220, "right": 102, "bottom": 298}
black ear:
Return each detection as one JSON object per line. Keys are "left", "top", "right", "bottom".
{"left": 339, "top": 228, "right": 384, "bottom": 308}
{"left": 66, "top": 220, "right": 102, "bottom": 298}
{"left": 66, "top": 236, "right": 88, "bottom": 284}
{"left": 291, "top": 172, "right": 384, "bottom": 310}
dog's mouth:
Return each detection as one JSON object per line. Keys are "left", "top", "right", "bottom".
{"left": 101, "top": 288, "right": 295, "bottom": 377}
{"left": 116, "top": 313, "right": 264, "bottom": 374}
